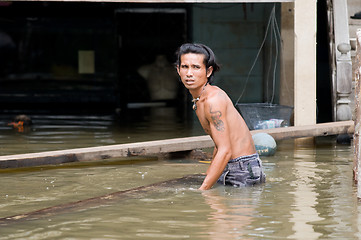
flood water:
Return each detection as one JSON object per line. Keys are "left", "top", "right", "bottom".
{"left": 0, "top": 110, "right": 360, "bottom": 239}
{"left": 0, "top": 108, "right": 201, "bottom": 156}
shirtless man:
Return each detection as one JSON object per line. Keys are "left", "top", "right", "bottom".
{"left": 175, "top": 43, "right": 266, "bottom": 190}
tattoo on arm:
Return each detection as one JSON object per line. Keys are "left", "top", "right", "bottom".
{"left": 210, "top": 106, "right": 225, "bottom": 132}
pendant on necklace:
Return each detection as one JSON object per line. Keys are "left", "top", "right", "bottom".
{"left": 191, "top": 82, "right": 208, "bottom": 111}
{"left": 192, "top": 98, "right": 200, "bottom": 111}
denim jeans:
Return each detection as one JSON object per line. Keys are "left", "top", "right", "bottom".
{"left": 217, "top": 153, "right": 266, "bottom": 187}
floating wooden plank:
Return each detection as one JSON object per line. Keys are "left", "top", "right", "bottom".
{"left": 0, "top": 174, "right": 203, "bottom": 225}
{"left": 0, "top": 120, "right": 354, "bottom": 169}
{"left": 253, "top": 120, "right": 354, "bottom": 140}
{"left": 0, "top": 135, "right": 214, "bottom": 169}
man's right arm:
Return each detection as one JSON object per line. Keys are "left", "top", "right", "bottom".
{"left": 206, "top": 146, "right": 218, "bottom": 175}
{"left": 199, "top": 97, "right": 232, "bottom": 190}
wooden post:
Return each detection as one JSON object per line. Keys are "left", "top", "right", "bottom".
{"left": 354, "top": 29, "right": 361, "bottom": 198}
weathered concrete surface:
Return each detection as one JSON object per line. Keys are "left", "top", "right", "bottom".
{"left": 354, "top": 29, "right": 361, "bottom": 197}
{"left": 0, "top": 120, "right": 354, "bottom": 169}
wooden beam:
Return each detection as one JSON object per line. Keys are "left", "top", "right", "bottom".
{"left": 253, "top": 120, "right": 354, "bottom": 140}
{"left": 0, "top": 135, "right": 214, "bottom": 168}
{"left": 0, "top": 121, "right": 354, "bottom": 169}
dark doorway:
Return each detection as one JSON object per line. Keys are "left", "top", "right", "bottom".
{"left": 116, "top": 8, "right": 187, "bottom": 108}
{"left": 316, "top": 0, "right": 333, "bottom": 123}
{"left": 0, "top": 2, "right": 189, "bottom": 114}
{"left": 0, "top": 2, "right": 118, "bottom": 113}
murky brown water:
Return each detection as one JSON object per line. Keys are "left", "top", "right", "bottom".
{"left": 0, "top": 108, "right": 202, "bottom": 156}
{"left": 0, "top": 112, "right": 360, "bottom": 239}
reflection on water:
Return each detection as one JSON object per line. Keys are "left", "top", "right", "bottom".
{"left": 0, "top": 111, "right": 360, "bottom": 239}
{"left": 289, "top": 160, "right": 323, "bottom": 240}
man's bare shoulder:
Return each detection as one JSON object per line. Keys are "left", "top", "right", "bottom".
{"left": 206, "top": 86, "right": 227, "bottom": 101}
{"left": 204, "top": 86, "right": 230, "bottom": 108}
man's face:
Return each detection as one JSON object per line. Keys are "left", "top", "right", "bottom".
{"left": 177, "top": 53, "right": 213, "bottom": 90}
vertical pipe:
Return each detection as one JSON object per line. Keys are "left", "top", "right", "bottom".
{"left": 280, "top": 2, "right": 294, "bottom": 108}
{"left": 355, "top": 29, "right": 361, "bottom": 198}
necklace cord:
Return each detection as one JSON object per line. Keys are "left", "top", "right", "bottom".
{"left": 192, "top": 82, "right": 208, "bottom": 110}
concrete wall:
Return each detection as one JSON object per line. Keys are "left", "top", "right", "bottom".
{"left": 192, "top": 3, "right": 279, "bottom": 103}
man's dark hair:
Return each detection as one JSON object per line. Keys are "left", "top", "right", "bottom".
{"left": 175, "top": 43, "right": 220, "bottom": 84}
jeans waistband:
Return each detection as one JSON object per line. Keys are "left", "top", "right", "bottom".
{"left": 228, "top": 153, "right": 259, "bottom": 163}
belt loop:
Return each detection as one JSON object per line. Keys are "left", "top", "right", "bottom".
{"left": 225, "top": 163, "right": 229, "bottom": 172}
{"left": 222, "top": 170, "right": 229, "bottom": 185}
{"left": 239, "top": 161, "right": 244, "bottom": 171}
